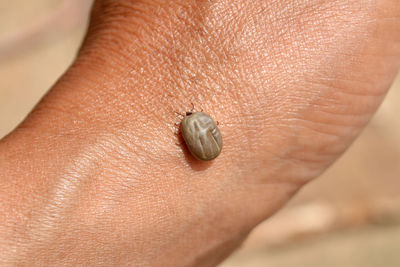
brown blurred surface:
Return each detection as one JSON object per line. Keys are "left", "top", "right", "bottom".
{"left": 222, "top": 225, "right": 400, "bottom": 267}
{"left": 0, "top": 0, "right": 92, "bottom": 136}
{"left": 0, "top": 1, "right": 399, "bottom": 266}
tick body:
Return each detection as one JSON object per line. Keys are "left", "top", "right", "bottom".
{"left": 181, "top": 112, "right": 222, "bottom": 161}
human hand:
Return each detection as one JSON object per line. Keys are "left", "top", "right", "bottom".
{"left": 0, "top": 0, "right": 399, "bottom": 266}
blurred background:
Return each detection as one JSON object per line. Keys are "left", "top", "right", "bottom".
{"left": 0, "top": 1, "right": 399, "bottom": 266}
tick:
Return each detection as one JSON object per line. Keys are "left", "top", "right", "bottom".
{"left": 180, "top": 111, "right": 222, "bottom": 161}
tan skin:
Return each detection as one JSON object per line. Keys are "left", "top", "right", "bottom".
{"left": 0, "top": 0, "right": 399, "bottom": 266}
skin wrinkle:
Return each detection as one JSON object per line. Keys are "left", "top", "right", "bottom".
{"left": 10, "top": 134, "right": 124, "bottom": 259}
{"left": 90, "top": 1, "right": 246, "bottom": 116}
{"left": 14, "top": 131, "right": 181, "bottom": 265}
{"left": 85, "top": 2, "right": 238, "bottom": 136}
{"left": 228, "top": 2, "right": 362, "bottom": 127}
{"left": 241, "top": 5, "right": 382, "bottom": 170}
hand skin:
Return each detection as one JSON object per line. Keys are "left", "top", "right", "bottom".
{"left": 0, "top": 0, "right": 399, "bottom": 266}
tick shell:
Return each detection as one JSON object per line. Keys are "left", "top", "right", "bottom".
{"left": 181, "top": 112, "right": 222, "bottom": 161}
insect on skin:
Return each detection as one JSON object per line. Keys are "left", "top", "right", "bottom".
{"left": 180, "top": 111, "right": 223, "bottom": 161}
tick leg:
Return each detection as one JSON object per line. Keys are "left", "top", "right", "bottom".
{"left": 175, "top": 141, "right": 185, "bottom": 146}
{"left": 175, "top": 132, "right": 184, "bottom": 145}
{"left": 174, "top": 111, "right": 185, "bottom": 117}
{"left": 190, "top": 102, "right": 204, "bottom": 112}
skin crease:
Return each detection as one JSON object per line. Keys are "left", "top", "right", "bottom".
{"left": 0, "top": 0, "right": 399, "bottom": 266}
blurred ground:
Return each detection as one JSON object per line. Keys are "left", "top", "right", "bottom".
{"left": 0, "top": 1, "right": 399, "bottom": 266}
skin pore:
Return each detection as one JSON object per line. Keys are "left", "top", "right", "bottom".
{"left": 0, "top": 0, "right": 399, "bottom": 266}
